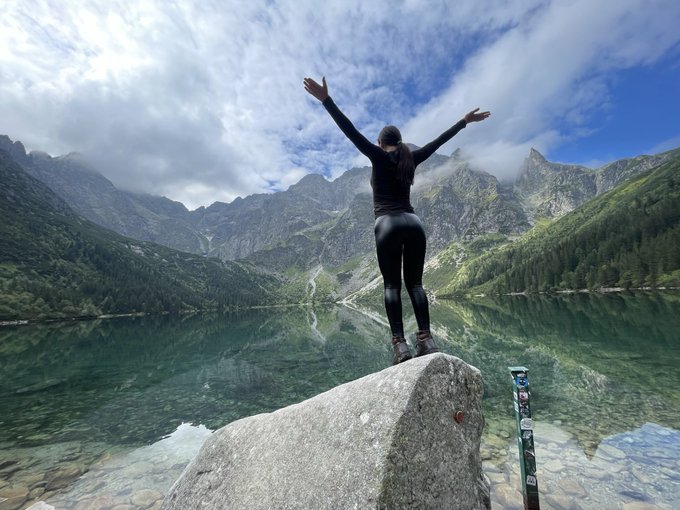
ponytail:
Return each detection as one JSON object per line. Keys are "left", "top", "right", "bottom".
{"left": 395, "top": 142, "right": 415, "bottom": 185}
{"left": 378, "top": 125, "right": 416, "bottom": 186}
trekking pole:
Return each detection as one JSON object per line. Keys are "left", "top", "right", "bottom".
{"left": 509, "top": 366, "right": 540, "bottom": 510}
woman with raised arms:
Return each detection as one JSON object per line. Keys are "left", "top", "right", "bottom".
{"left": 304, "top": 76, "right": 490, "bottom": 365}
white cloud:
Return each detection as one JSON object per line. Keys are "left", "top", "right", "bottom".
{"left": 403, "top": 0, "right": 680, "bottom": 178}
{"left": 0, "top": 0, "right": 679, "bottom": 208}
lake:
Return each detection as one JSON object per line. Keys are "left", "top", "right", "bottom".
{"left": 1, "top": 292, "right": 679, "bottom": 509}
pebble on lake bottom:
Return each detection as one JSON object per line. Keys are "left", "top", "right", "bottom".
{"left": 1, "top": 421, "right": 677, "bottom": 510}
{"left": 482, "top": 421, "right": 679, "bottom": 510}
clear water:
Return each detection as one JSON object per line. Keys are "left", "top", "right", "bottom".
{"left": 1, "top": 292, "right": 679, "bottom": 509}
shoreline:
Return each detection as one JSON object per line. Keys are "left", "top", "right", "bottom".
{"left": 2, "top": 286, "right": 679, "bottom": 327}
{"left": 0, "top": 301, "right": 337, "bottom": 327}
{"left": 446, "top": 285, "right": 680, "bottom": 299}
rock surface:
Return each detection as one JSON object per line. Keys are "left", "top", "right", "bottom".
{"left": 162, "top": 353, "right": 489, "bottom": 510}
{"left": 25, "top": 503, "right": 55, "bottom": 510}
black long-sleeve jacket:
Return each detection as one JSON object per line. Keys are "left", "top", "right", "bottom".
{"left": 322, "top": 96, "right": 467, "bottom": 217}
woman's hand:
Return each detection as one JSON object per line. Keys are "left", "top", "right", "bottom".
{"left": 464, "top": 108, "right": 491, "bottom": 123}
{"left": 304, "top": 76, "right": 329, "bottom": 102}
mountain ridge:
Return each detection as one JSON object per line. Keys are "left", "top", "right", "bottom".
{"left": 432, "top": 154, "right": 680, "bottom": 295}
{"left": 0, "top": 150, "right": 282, "bottom": 320}
{"left": 514, "top": 145, "right": 678, "bottom": 219}
{"left": 2, "top": 133, "right": 678, "bottom": 307}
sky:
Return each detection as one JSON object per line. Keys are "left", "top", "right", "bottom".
{"left": 1, "top": 0, "right": 680, "bottom": 210}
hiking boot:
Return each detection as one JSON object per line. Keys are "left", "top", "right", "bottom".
{"left": 415, "top": 330, "right": 439, "bottom": 357}
{"left": 391, "top": 336, "right": 412, "bottom": 365}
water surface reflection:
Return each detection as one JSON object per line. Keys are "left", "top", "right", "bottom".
{"left": 0, "top": 292, "right": 678, "bottom": 508}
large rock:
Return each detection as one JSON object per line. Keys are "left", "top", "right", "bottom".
{"left": 162, "top": 353, "right": 489, "bottom": 510}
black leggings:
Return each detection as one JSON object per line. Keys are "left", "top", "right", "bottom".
{"left": 374, "top": 212, "right": 430, "bottom": 338}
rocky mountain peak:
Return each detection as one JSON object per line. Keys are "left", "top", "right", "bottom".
{"left": 516, "top": 148, "right": 550, "bottom": 182}
{"left": 528, "top": 147, "right": 547, "bottom": 163}
{"left": 294, "top": 172, "right": 328, "bottom": 186}
{"left": 29, "top": 150, "right": 52, "bottom": 161}
{"left": 451, "top": 148, "right": 464, "bottom": 160}
{"left": 0, "top": 135, "right": 29, "bottom": 165}
{"left": 288, "top": 172, "right": 332, "bottom": 198}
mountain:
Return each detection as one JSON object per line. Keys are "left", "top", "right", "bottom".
{"left": 0, "top": 150, "right": 281, "bottom": 320}
{"left": 3, "top": 133, "right": 678, "bottom": 304}
{"left": 0, "top": 136, "right": 528, "bottom": 263}
{"left": 412, "top": 161, "right": 528, "bottom": 248}
{"left": 0, "top": 136, "right": 203, "bottom": 253}
{"left": 514, "top": 147, "right": 676, "bottom": 219}
{"left": 431, "top": 152, "right": 680, "bottom": 295}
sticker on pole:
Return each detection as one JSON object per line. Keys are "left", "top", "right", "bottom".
{"left": 526, "top": 475, "right": 537, "bottom": 486}
{"left": 520, "top": 418, "right": 533, "bottom": 430}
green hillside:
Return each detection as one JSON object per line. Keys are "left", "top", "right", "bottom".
{"left": 434, "top": 154, "right": 680, "bottom": 296}
{"left": 0, "top": 151, "right": 280, "bottom": 320}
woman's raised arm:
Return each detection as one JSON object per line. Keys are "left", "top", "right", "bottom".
{"left": 413, "top": 107, "right": 490, "bottom": 165}
{"left": 304, "top": 76, "right": 381, "bottom": 160}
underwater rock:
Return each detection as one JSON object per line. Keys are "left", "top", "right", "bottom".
{"left": 24, "top": 502, "right": 55, "bottom": 510}
{"left": 131, "top": 489, "right": 163, "bottom": 508}
{"left": 597, "top": 443, "right": 627, "bottom": 460}
{"left": 0, "top": 487, "right": 28, "bottom": 510}
{"left": 44, "top": 465, "right": 83, "bottom": 490}
{"left": 163, "top": 353, "right": 489, "bottom": 510}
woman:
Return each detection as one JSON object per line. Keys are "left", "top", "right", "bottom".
{"left": 304, "top": 76, "right": 490, "bottom": 365}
